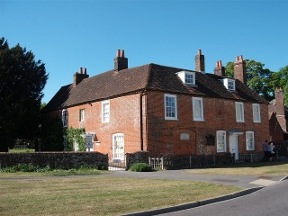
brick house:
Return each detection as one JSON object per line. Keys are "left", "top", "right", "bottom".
{"left": 43, "top": 49, "right": 269, "bottom": 162}
{"left": 268, "top": 89, "right": 288, "bottom": 152}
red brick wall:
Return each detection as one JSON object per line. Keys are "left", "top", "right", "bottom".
{"left": 146, "top": 91, "right": 269, "bottom": 156}
{"left": 66, "top": 93, "right": 146, "bottom": 159}
{"left": 53, "top": 90, "right": 269, "bottom": 159}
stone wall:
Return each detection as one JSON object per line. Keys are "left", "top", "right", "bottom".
{"left": 0, "top": 152, "right": 108, "bottom": 169}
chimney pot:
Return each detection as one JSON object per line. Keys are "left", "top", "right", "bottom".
{"left": 214, "top": 60, "right": 225, "bottom": 76}
{"left": 116, "top": 49, "right": 121, "bottom": 57}
{"left": 114, "top": 49, "right": 128, "bottom": 71}
{"left": 195, "top": 49, "right": 205, "bottom": 72}
{"left": 121, "top": 50, "right": 125, "bottom": 58}
{"left": 234, "top": 55, "right": 246, "bottom": 83}
{"left": 74, "top": 67, "right": 89, "bottom": 87}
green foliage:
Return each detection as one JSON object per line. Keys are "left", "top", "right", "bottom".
{"left": 0, "top": 163, "right": 51, "bottom": 173}
{"left": 225, "top": 59, "right": 278, "bottom": 102}
{"left": 0, "top": 37, "right": 48, "bottom": 151}
{"left": 0, "top": 164, "right": 106, "bottom": 174}
{"left": 277, "top": 66, "right": 288, "bottom": 106}
{"left": 97, "top": 163, "right": 108, "bottom": 170}
{"left": 41, "top": 118, "right": 64, "bottom": 151}
{"left": 129, "top": 163, "right": 152, "bottom": 172}
{"left": 65, "top": 127, "right": 85, "bottom": 151}
{"left": 224, "top": 62, "right": 234, "bottom": 78}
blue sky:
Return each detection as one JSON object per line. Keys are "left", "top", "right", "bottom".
{"left": 1, "top": 0, "right": 287, "bottom": 103}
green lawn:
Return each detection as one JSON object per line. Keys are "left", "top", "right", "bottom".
{"left": 186, "top": 161, "right": 288, "bottom": 176}
{"left": 0, "top": 172, "right": 241, "bottom": 216}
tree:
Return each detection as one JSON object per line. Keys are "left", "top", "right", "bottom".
{"left": 40, "top": 118, "right": 64, "bottom": 151}
{"left": 274, "top": 66, "right": 288, "bottom": 106}
{"left": 225, "top": 59, "right": 274, "bottom": 101}
{"left": 0, "top": 37, "right": 48, "bottom": 151}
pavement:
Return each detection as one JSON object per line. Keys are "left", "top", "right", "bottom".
{"left": 107, "top": 168, "right": 288, "bottom": 216}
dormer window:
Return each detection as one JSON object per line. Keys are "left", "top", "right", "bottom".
{"left": 223, "top": 78, "right": 235, "bottom": 91}
{"left": 177, "top": 71, "right": 196, "bottom": 85}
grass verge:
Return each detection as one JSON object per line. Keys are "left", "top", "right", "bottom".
{"left": 0, "top": 172, "right": 242, "bottom": 216}
{"left": 185, "top": 161, "right": 288, "bottom": 176}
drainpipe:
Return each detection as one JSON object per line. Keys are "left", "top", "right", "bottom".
{"left": 140, "top": 91, "right": 144, "bottom": 151}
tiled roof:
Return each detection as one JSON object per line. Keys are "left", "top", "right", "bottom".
{"left": 43, "top": 63, "right": 268, "bottom": 112}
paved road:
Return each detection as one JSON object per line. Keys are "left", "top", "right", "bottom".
{"left": 159, "top": 179, "right": 288, "bottom": 216}
{"left": 111, "top": 169, "right": 287, "bottom": 216}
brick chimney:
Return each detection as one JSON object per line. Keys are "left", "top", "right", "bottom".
{"left": 275, "top": 88, "right": 286, "bottom": 131}
{"left": 73, "top": 67, "right": 89, "bottom": 87}
{"left": 234, "top": 55, "right": 246, "bottom": 84}
{"left": 114, "top": 49, "right": 128, "bottom": 71}
{"left": 195, "top": 49, "right": 205, "bottom": 72}
{"left": 214, "top": 60, "right": 225, "bottom": 76}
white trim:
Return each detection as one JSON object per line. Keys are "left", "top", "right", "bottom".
{"left": 192, "top": 97, "right": 204, "bottom": 121}
{"left": 176, "top": 71, "right": 196, "bottom": 85}
{"left": 252, "top": 103, "right": 261, "bottom": 123}
{"left": 79, "top": 109, "right": 85, "bottom": 122}
{"left": 61, "top": 109, "right": 68, "bottom": 127}
{"left": 164, "top": 94, "right": 178, "bottom": 120}
{"left": 246, "top": 131, "right": 255, "bottom": 151}
{"left": 102, "top": 100, "right": 110, "bottom": 123}
{"left": 216, "top": 130, "right": 226, "bottom": 153}
{"left": 235, "top": 102, "right": 245, "bottom": 122}
{"left": 223, "top": 78, "right": 235, "bottom": 91}
{"left": 112, "top": 133, "right": 125, "bottom": 161}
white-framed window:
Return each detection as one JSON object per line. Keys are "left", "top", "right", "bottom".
{"left": 79, "top": 109, "right": 85, "bottom": 122}
{"left": 223, "top": 78, "right": 235, "bottom": 91}
{"left": 112, "top": 133, "right": 124, "bottom": 161}
{"left": 62, "top": 109, "right": 68, "bottom": 127}
{"left": 164, "top": 94, "right": 177, "bottom": 120}
{"left": 252, "top": 103, "right": 261, "bottom": 123}
{"left": 192, "top": 97, "right": 204, "bottom": 121}
{"left": 176, "top": 71, "right": 196, "bottom": 85}
{"left": 235, "top": 102, "right": 245, "bottom": 122}
{"left": 216, "top": 130, "right": 226, "bottom": 153}
{"left": 246, "top": 131, "right": 255, "bottom": 151}
{"left": 102, "top": 100, "right": 110, "bottom": 123}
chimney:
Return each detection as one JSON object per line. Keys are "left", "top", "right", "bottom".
{"left": 234, "top": 55, "right": 246, "bottom": 84}
{"left": 214, "top": 60, "right": 226, "bottom": 76}
{"left": 73, "top": 67, "right": 89, "bottom": 87}
{"left": 195, "top": 49, "right": 205, "bottom": 72}
{"left": 275, "top": 88, "right": 286, "bottom": 131}
{"left": 114, "top": 49, "right": 128, "bottom": 71}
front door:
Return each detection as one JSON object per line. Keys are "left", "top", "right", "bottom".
{"left": 229, "top": 135, "right": 239, "bottom": 160}
{"left": 112, "top": 133, "right": 124, "bottom": 162}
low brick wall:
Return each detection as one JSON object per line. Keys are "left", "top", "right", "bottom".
{"left": 0, "top": 152, "right": 108, "bottom": 169}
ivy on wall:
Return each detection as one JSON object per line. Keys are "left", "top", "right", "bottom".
{"left": 65, "top": 128, "right": 86, "bottom": 151}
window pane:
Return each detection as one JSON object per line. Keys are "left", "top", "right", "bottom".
{"left": 217, "top": 131, "right": 226, "bottom": 152}
{"left": 253, "top": 104, "right": 261, "bottom": 123}
{"left": 165, "top": 94, "right": 177, "bottom": 120}
{"left": 102, "top": 101, "right": 110, "bottom": 122}
{"left": 193, "top": 97, "right": 204, "bottom": 121}
{"left": 236, "top": 102, "right": 244, "bottom": 122}
{"left": 246, "top": 131, "right": 255, "bottom": 150}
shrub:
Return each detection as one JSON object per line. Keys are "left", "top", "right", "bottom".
{"left": 0, "top": 164, "right": 51, "bottom": 173}
{"left": 129, "top": 163, "right": 152, "bottom": 172}
{"left": 97, "top": 163, "right": 108, "bottom": 170}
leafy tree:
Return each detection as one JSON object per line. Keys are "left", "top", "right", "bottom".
{"left": 274, "top": 66, "right": 288, "bottom": 106}
{"left": 0, "top": 37, "right": 48, "bottom": 151}
{"left": 225, "top": 59, "right": 274, "bottom": 101}
{"left": 40, "top": 118, "right": 64, "bottom": 151}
